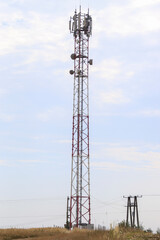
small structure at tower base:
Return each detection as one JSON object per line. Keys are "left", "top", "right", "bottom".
{"left": 79, "top": 224, "right": 94, "bottom": 230}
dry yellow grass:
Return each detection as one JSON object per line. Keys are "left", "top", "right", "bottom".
{"left": 0, "top": 227, "right": 159, "bottom": 240}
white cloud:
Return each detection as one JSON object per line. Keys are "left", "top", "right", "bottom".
{"left": 18, "top": 159, "right": 46, "bottom": 163}
{"left": 37, "top": 106, "right": 68, "bottom": 122}
{"left": 92, "top": 59, "right": 135, "bottom": 84}
{"left": 92, "top": 59, "right": 121, "bottom": 80}
{"left": 95, "top": 145, "right": 160, "bottom": 162}
{"left": 128, "top": 109, "right": 160, "bottom": 118}
{"left": 0, "top": 160, "right": 12, "bottom": 167}
{"left": 4, "top": 146, "right": 46, "bottom": 153}
{"left": 0, "top": 89, "right": 8, "bottom": 97}
{"left": 139, "top": 110, "right": 160, "bottom": 117}
{"left": 91, "top": 142, "right": 160, "bottom": 172}
{"left": 100, "top": 89, "right": 130, "bottom": 104}
{"left": 91, "top": 161, "right": 129, "bottom": 171}
{"left": 0, "top": 159, "right": 45, "bottom": 166}
{"left": 11, "top": 0, "right": 25, "bottom": 3}
{"left": 130, "top": 0, "right": 160, "bottom": 8}
{"left": 91, "top": 59, "right": 133, "bottom": 106}
{"left": 0, "top": 113, "right": 15, "bottom": 122}
{"left": 93, "top": 1, "right": 160, "bottom": 37}
{"left": 0, "top": 7, "right": 70, "bottom": 62}
{"left": 148, "top": 160, "right": 160, "bottom": 170}
{"left": 52, "top": 139, "right": 71, "bottom": 144}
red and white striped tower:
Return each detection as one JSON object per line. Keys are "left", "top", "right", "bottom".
{"left": 69, "top": 6, "right": 93, "bottom": 229}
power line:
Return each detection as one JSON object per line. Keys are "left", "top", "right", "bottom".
{"left": 93, "top": 211, "right": 125, "bottom": 215}
{"left": 1, "top": 217, "right": 63, "bottom": 229}
{"left": 92, "top": 196, "right": 122, "bottom": 206}
{"left": 140, "top": 210, "right": 160, "bottom": 213}
{"left": 0, "top": 197, "right": 65, "bottom": 203}
{"left": 0, "top": 214, "right": 65, "bottom": 219}
{"left": 142, "top": 194, "right": 160, "bottom": 197}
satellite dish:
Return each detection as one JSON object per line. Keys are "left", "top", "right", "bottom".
{"left": 69, "top": 70, "right": 75, "bottom": 75}
{"left": 71, "top": 53, "right": 77, "bottom": 60}
{"left": 88, "top": 59, "right": 93, "bottom": 65}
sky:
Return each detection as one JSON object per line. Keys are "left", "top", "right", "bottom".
{"left": 0, "top": 0, "right": 160, "bottom": 232}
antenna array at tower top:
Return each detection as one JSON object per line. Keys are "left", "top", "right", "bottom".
{"left": 69, "top": 7, "right": 92, "bottom": 37}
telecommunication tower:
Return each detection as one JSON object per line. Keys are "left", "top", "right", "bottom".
{"left": 69, "top": 6, "right": 93, "bottom": 229}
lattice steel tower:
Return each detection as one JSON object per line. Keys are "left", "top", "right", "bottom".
{"left": 69, "top": 6, "right": 93, "bottom": 229}
{"left": 123, "top": 195, "right": 142, "bottom": 228}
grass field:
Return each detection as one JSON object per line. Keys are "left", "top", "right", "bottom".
{"left": 0, "top": 227, "right": 159, "bottom": 240}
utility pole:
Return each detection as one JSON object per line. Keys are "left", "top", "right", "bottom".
{"left": 64, "top": 197, "right": 70, "bottom": 229}
{"left": 123, "top": 195, "right": 142, "bottom": 228}
{"left": 68, "top": 6, "right": 93, "bottom": 229}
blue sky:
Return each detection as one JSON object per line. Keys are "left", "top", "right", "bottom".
{"left": 0, "top": 0, "right": 160, "bottom": 231}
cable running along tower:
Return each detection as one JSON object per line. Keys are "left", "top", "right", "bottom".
{"left": 69, "top": 6, "right": 93, "bottom": 229}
